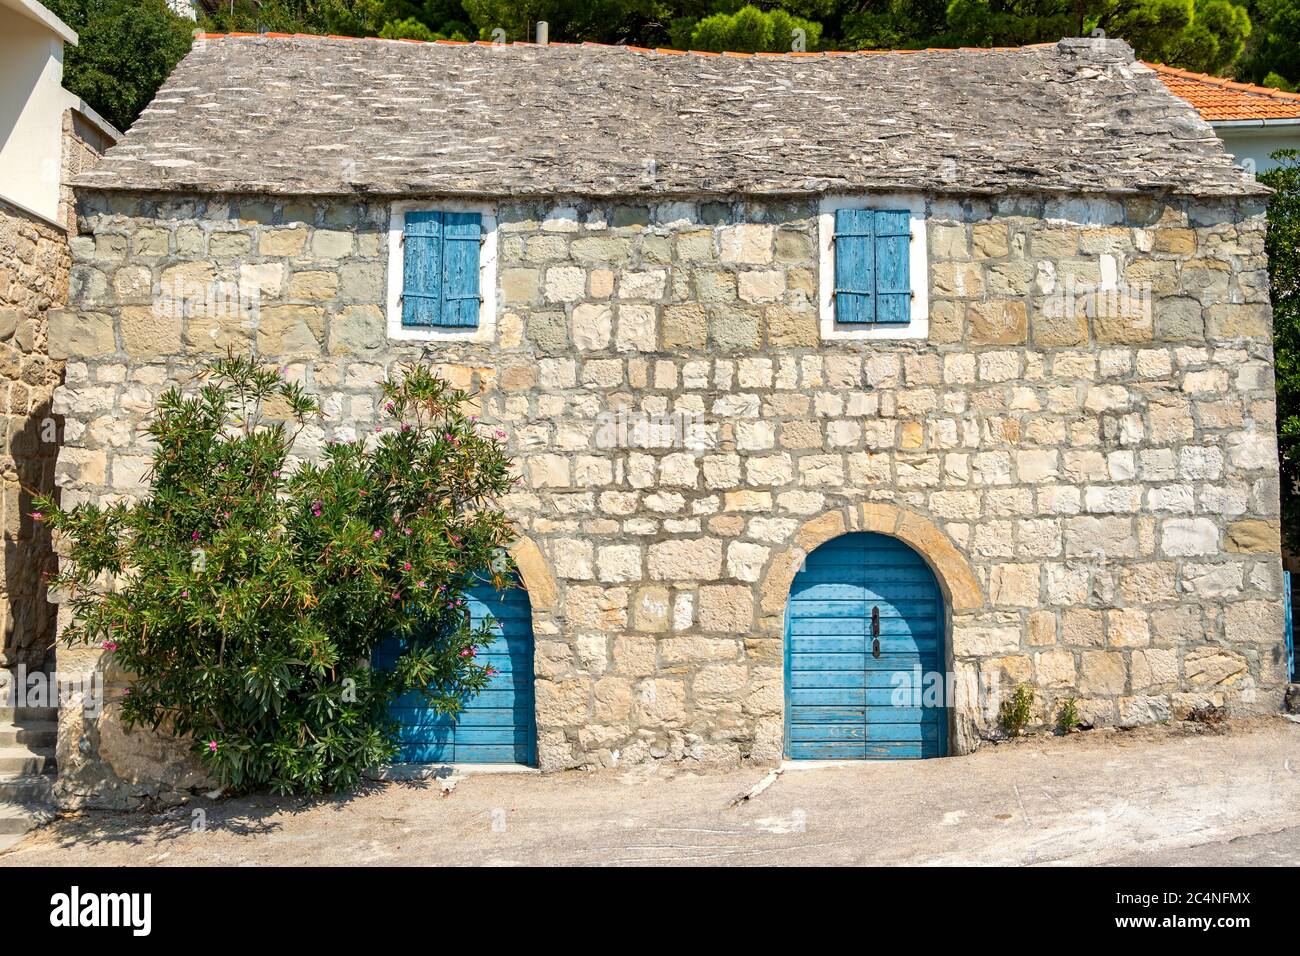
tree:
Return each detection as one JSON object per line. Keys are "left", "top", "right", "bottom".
{"left": 943, "top": 0, "right": 1250, "bottom": 74}
{"left": 840, "top": 0, "right": 951, "bottom": 49}
{"left": 1115, "top": 0, "right": 1250, "bottom": 74}
{"left": 45, "top": 0, "right": 194, "bottom": 132}
{"left": 686, "top": 3, "right": 824, "bottom": 50}
{"left": 37, "top": 356, "right": 518, "bottom": 795}
{"left": 1259, "top": 152, "right": 1300, "bottom": 557}
{"left": 200, "top": 1, "right": 473, "bottom": 42}
{"left": 1239, "top": 0, "right": 1300, "bottom": 87}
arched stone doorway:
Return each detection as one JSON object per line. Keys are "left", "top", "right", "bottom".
{"left": 786, "top": 531, "right": 947, "bottom": 759}
{"left": 760, "top": 505, "right": 984, "bottom": 758}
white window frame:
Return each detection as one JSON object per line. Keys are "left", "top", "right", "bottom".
{"left": 818, "top": 194, "right": 929, "bottom": 341}
{"left": 386, "top": 199, "right": 498, "bottom": 343}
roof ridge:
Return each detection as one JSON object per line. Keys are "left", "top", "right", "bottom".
{"left": 192, "top": 31, "right": 1060, "bottom": 60}
{"left": 1144, "top": 60, "right": 1300, "bottom": 104}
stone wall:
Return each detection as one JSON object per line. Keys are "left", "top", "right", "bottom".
{"left": 0, "top": 196, "right": 66, "bottom": 673}
{"left": 49, "top": 189, "right": 1285, "bottom": 802}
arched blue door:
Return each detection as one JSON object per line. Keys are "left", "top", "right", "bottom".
{"left": 377, "top": 582, "right": 536, "bottom": 765}
{"left": 785, "top": 532, "right": 947, "bottom": 759}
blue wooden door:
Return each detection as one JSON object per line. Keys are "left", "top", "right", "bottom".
{"left": 1286, "top": 571, "right": 1295, "bottom": 682}
{"left": 377, "top": 583, "right": 535, "bottom": 765}
{"left": 785, "top": 532, "right": 947, "bottom": 759}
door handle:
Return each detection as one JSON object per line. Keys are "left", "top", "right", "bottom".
{"left": 871, "top": 606, "right": 881, "bottom": 658}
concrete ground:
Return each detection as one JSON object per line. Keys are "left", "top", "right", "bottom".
{"left": 2, "top": 716, "right": 1298, "bottom": 866}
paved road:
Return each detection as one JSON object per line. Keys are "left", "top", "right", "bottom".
{"left": 1108, "top": 823, "right": 1300, "bottom": 866}
{"left": 2, "top": 717, "right": 1298, "bottom": 866}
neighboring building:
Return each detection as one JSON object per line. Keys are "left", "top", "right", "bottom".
{"left": 1152, "top": 63, "right": 1300, "bottom": 173}
{"left": 0, "top": 0, "right": 117, "bottom": 676}
{"left": 49, "top": 34, "right": 1286, "bottom": 806}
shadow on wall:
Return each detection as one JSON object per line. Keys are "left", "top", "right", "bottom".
{"left": 3, "top": 395, "right": 60, "bottom": 673}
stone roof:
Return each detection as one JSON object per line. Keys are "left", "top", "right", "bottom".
{"left": 1150, "top": 62, "right": 1300, "bottom": 122}
{"left": 73, "top": 33, "right": 1266, "bottom": 199}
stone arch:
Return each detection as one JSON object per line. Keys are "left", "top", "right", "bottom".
{"left": 758, "top": 503, "right": 982, "bottom": 634}
{"left": 508, "top": 534, "right": 557, "bottom": 613}
{"left": 762, "top": 504, "right": 985, "bottom": 759}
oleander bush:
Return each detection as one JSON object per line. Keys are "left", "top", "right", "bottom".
{"left": 37, "top": 354, "right": 517, "bottom": 795}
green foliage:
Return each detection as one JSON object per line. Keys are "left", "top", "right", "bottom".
{"left": 999, "top": 683, "right": 1036, "bottom": 735}
{"left": 687, "top": 4, "right": 823, "bottom": 51}
{"left": 1119, "top": 0, "right": 1251, "bottom": 75}
{"left": 1057, "top": 696, "right": 1081, "bottom": 733}
{"left": 942, "top": 0, "right": 1250, "bottom": 74}
{"left": 1239, "top": 0, "right": 1300, "bottom": 87}
{"left": 1260, "top": 151, "right": 1300, "bottom": 556}
{"left": 36, "top": 355, "right": 517, "bottom": 795}
{"left": 44, "top": 0, "right": 194, "bottom": 132}
{"left": 1262, "top": 70, "right": 1296, "bottom": 90}
{"left": 380, "top": 16, "right": 439, "bottom": 39}
{"left": 841, "top": 0, "right": 950, "bottom": 49}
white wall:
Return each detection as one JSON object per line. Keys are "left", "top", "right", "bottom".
{"left": 0, "top": 4, "right": 67, "bottom": 223}
{"left": 1215, "top": 123, "right": 1300, "bottom": 175}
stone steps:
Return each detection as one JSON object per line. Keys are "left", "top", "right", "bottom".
{"left": 0, "top": 747, "right": 55, "bottom": 775}
{"left": 0, "top": 707, "right": 58, "bottom": 723}
{"left": 0, "top": 800, "right": 55, "bottom": 835}
{"left": 0, "top": 774, "right": 54, "bottom": 804}
{"left": 0, "top": 676, "right": 58, "bottom": 851}
{"left": 0, "top": 722, "right": 57, "bottom": 748}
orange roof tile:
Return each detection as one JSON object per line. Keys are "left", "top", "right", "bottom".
{"left": 1148, "top": 62, "right": 1300, "bottom": 121}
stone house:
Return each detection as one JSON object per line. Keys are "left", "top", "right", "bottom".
{"left": 44, "top": 32, "right": 1288, "bottom": 805}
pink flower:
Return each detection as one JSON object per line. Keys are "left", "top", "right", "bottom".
{"left": 191, "top": 531, "right": 200, "bottom": 541}
{"left": 385, "top": 402, "right": 394, "bottom": 412}
{"left": 403, "top": 562, "right": 411, "bottom": 571}
{"left": 495, "top": 429, "right": 507, "bottom": 439}
{"left": 208, "top": 741, "right": 218, "bottom": 753}
{"left": 272, "top": 470, "right": 281, "bottom": 478}
{"left": 30, "top": 511, "right": 42, "bottom": 521}
{"left": 403, "top": 528, "right": 412, "bottom": 536}
{"left": 101, "top": 641, "right": 117, "bottom": 650}
{"left": 375, "top": 425, "right": 382, "bottom": 433}
{"left": 459, "top": 649, "right": 470, "bottom": 657}
{"left": 416, "top": 580, "right": 426, "bottom": 588}
{"left": 373, "top": 530, "right": 383, "bottom": 540}
{"left": 391, "top": 592, "right": 401, "bottom": 600}
{"left": 181, "top": 590, "right": 189, "bottom": 598}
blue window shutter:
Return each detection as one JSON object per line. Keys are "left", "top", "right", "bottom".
{"left": 441, "top": 211, "right": 482, "bottom": 328}
{"left": 834, "top": 209, "right": 874, "bottom": 324}
{"left": 873, "top": 210, "right": 911, "bottom": 324}
{"left": 402, "top": 210, "right": 442, "bottom": 327}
